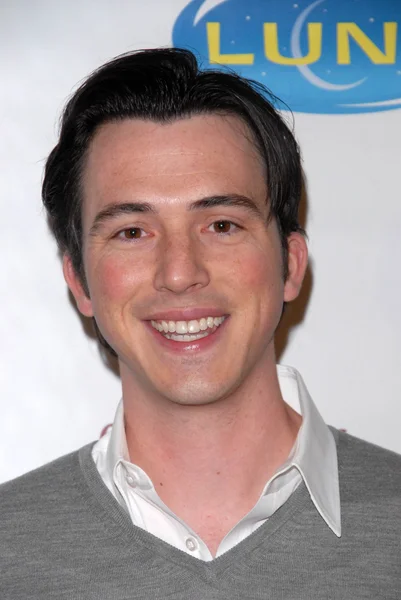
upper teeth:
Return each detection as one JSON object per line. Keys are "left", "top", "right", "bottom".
{"left": 151, "top": 316, "right": 225, "bottom": 334}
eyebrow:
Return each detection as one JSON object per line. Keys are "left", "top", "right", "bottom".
{"left": 89, "top": 202, "right": 155, "bottom": 235}
{"left": 89, "top": 194, "right": 264, "bottom": 235}
{"left": 189, "top": 195, "right": 264, "bottom": 219}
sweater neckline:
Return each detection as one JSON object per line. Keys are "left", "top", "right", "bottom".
{"left": 76, "top": 435, "right": 337, "bottom": 580}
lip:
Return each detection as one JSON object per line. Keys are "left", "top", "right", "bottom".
{"left": 145, "top": 308, "right": 228, "bottom": 321}
{"left": 145, "top": 316, "right": 229, "bottom": 353}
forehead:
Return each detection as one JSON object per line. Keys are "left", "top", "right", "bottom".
{"left": 82, "top": 114, "right": 266, "bottom": 215}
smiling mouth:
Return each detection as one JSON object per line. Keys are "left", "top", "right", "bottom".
{"left": 150, "top": 316, "right": 226, "bottom": 342}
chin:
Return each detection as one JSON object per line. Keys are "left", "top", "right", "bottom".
{"left": 158, "top": 378, "right": 231, "bottom": 407}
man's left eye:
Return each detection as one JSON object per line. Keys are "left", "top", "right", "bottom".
{"left": 208, "top": 220, "right": 239, "bottom": 234}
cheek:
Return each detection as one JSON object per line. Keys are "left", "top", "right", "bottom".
{"left": 87, "top": 252, "right": 148, "bottom": 307}
{"left": 225, "top": 245, "right": 284, "bottom": 301}
{"left": 222, "top": 242, "right": 285, "bottom": 346}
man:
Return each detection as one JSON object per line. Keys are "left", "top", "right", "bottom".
{"left": 1, "top": 48, "right": 400, "bottom": 599}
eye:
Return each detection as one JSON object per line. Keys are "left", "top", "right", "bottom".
{"left": 209, "top": 220, "right": 239, "bottom": 234}
{"left": 117, "top": 227, "right": 145, "bottom": 240}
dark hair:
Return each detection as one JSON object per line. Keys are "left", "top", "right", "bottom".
{"left": 42, "top": 47, "right": 304, "bottom": 355}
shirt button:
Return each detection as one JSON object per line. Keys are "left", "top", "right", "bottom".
{"left": 185, "top": 537, "right": 198, "bottom": 552}
{"left": 126, "top": 473, "right": 140, "bottom": 488}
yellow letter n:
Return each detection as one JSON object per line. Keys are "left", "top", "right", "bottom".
{"left": 337, "top": 23, "right": 397, "bottom": 64}
{"left": 206, "top": 22, "right": 254, "bottom": 65}
{"left": 264, "top": 22, "right": 322, "bottom": 65}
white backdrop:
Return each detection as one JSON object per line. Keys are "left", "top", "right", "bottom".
{"left": 1, "top": 0, "right": 400, "bottom": 483}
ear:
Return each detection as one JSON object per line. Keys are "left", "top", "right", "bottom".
{"left": 62, "top": 254, "right": 94, "bottom": 317}
{"left": 283, "top": 233, "right": 308, "bottom": 303}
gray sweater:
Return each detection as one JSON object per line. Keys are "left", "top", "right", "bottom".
{"left": 1, "top": 428, "right": 401, "bottom": 599}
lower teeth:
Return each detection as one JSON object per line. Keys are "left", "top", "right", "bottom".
{"left": 165, "top": 331, "right": 210, "bottom": 342}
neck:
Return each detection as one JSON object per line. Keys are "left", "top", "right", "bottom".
{"left": 119, "top": 359, "right": 301, "bottom": 549}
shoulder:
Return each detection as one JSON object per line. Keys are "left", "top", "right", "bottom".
{"left": 335, "top": 429, "right": 401, "bottom": 501}
{"left": 0, "top": 443, "right": 95, "bottom": 519}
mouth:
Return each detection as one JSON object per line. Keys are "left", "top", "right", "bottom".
{"left": 150, "top": 315, "right": 226, "bottom": 343}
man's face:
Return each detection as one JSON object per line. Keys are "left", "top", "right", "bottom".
{"left": 65, "top": 114, "right": 306, "bottom": 405}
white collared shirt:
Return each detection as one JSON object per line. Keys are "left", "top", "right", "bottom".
{"left": 92, "top": 365, "right": 341, "bottom": 560}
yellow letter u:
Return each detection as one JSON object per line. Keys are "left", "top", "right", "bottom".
{"left": 264, "top": 22, "right": 322, "bottom": 65}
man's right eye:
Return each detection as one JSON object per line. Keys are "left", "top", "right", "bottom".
{"left": 116, "top": 227, "right": 144, "bottom": 240}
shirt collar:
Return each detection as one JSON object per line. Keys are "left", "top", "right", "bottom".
{"left": 105, "top": 399, "right": 129, "bottom": 479}
{"left": 276, "top": 365, "right": 341, "bottom": 537}
{"left": 104, "top": 398, "right": 155, "bottom": 492}
{"left": 103, "top": 365, "right": 341, "bottom": 537}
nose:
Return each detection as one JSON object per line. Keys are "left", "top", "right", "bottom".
{"left": 153, "top": 230, "right": 210, "bottom": 294}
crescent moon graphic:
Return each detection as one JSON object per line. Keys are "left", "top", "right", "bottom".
{"left": 290, "top": 0, "right": 367, "bottom": 91}
{"left": 340, "top": 98, "right": 401, "bottom": 108}
{"left": 194, "top": 0, "right": 230, "bottom": 27}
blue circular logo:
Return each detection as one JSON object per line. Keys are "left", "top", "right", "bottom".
{"left": 173, "top": 0, "right": 401, "bottom": 114}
